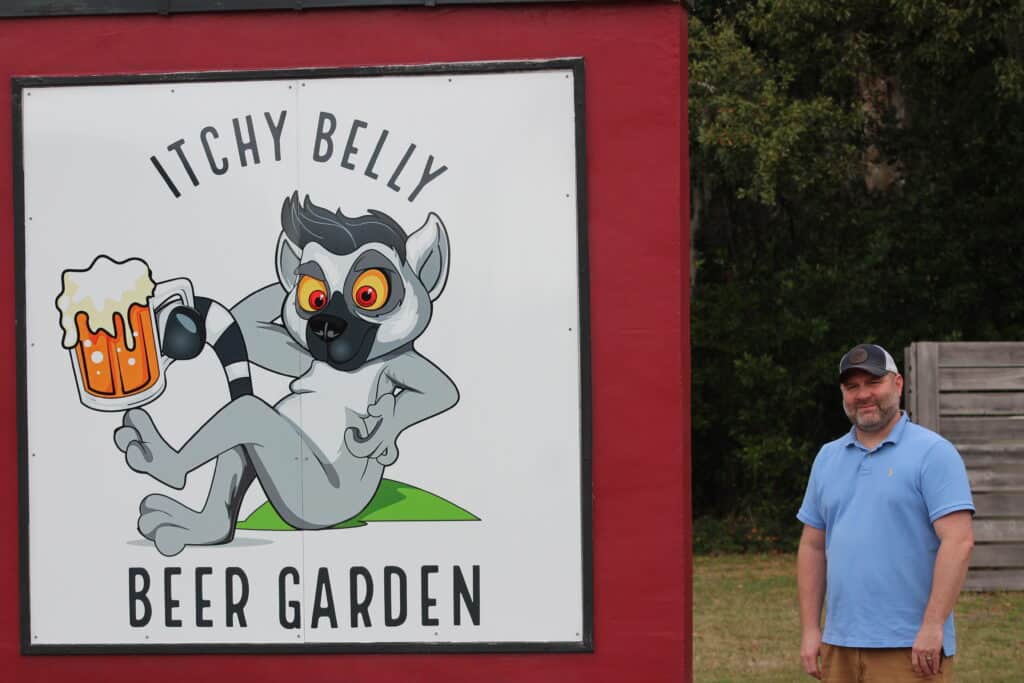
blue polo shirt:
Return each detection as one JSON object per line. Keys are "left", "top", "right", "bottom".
{"left": 797, "top": 412, "right": 975, "bottom": 655}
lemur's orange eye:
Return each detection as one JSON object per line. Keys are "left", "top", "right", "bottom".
{"left": 352, "top": 269, "right": 389, "bottom": 311}
{"left": 297, "top": 275, "right": 329, "bottom": 312}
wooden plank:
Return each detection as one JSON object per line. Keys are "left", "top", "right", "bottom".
{"left": 959, "top": 442, "right": 1024, "bottom": 457}
{"left": 970, "top": 543, "right": 1024, "bottom": 569}
{"left": 962, "top": 451, "right": 1024, "bottom": 469}
{"left": 904, "top": 344, "right": 917, "bottom": 423}
{"left": 974, "top": 492, "right": 1024, "bottom": 518}
{"left": 942, "top": 416, "right": 1024, "bottom": 444}
{"left": 964, "top": 568, "right": 1024, "bottom": 591}
{"left": 939, "top": 342, "right": 1024, "bottom": 367}
{"left": 939, "top": 367, "right": 1024, "bottom": 391}
{"left": 974, "top": 519, "right": 1024, "bottom": 543}
{"left": 970, "top": 491, "right": 1019, "bottom": 518}
{"left": 913, "top": 342, "right": 940, "bottom": 431}
{"left": 968, "top": 467, "right": 1024, "bottom": 492}
{"left": 940, "top": 392, "right": 1024, "bottom": 416}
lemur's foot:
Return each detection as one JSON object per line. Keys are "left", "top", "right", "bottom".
{"left": 115, "top": 409, "right": 186, "bottom": 489}
{"left": 138, "top": 494, "right": 235, "bottom": 557}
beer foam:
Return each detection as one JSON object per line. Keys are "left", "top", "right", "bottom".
{"left": 56, "top": 256, "right": 155, "bottom": 350}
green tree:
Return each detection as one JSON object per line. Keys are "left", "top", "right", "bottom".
{"left": 689, "top": 0, "right": 1024, "bottom": 552}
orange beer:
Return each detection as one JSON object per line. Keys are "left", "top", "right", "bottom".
{"left": 72, "top": 306, "right": 161, "bottom": 398}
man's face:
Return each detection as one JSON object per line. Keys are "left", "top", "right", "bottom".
{"left": 840, "top": 369, "right": 903, "bottom": 432}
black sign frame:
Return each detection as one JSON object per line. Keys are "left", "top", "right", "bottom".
{"left": 14, "top": 58, "right": 593, "bottom": 656}
{"left": 2, "top": 0, "right": 678, "bottom": 19}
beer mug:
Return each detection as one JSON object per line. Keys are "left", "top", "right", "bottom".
{"left": 57, "top": 256, "right": 194, "bottom": 412}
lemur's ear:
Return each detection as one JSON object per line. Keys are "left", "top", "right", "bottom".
{"left": 407, "top": 213, "right": 450, "bottom": 301}
{"left": 275, "top": 233, "right": 301, "bottom": 289}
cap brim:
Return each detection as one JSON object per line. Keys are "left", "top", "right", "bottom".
{"left": 840, "top": 364, "right": 888, "bottom": 379}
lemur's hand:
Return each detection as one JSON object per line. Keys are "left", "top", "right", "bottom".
{"left": 344, "top": 393, "right": 401, "bottom": 465}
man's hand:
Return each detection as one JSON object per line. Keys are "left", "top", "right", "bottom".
{"left": 800, "top": 629, "right": 823, "bottom": 679}
{"left": 911, "top": 623, "right": 943, "bottom": 677}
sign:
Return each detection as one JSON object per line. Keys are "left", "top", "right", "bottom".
{"left": 16, "top": 61, "right": 591, "bottom": 652}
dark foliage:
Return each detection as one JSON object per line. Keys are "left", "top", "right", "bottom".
{"left": 690, "top": 1, "right": 1024, "bottom": 552}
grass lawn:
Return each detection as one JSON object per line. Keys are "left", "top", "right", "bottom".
{"left": 694, "top": 554, "right": 1024, "bottom": 682}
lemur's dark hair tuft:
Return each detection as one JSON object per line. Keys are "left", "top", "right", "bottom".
{"left": 280, "top": 192, "right": 407, "bottom": 262}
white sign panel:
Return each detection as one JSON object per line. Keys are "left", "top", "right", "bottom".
{"left": 16, "top": 62, "right": 591, "bottom": 652}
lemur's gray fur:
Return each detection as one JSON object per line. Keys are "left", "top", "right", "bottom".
{"left": 114, "top": 193, "right": 459, "bottom": 557}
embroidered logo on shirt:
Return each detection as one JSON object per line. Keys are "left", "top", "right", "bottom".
{"left": 887, "top": 467, "right": 894, "bottom": 477}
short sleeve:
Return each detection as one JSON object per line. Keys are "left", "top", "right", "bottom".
{"left": 921, "top": 439, "right": 975, "bottom": 523}
{"left": 797, "top": 449, "right": 826, "bottom": 529}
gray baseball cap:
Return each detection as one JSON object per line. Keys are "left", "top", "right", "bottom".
{"left": 839, "top": 343, "right": 898, "bottom": 379}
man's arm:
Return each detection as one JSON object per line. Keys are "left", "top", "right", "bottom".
{"left": 798, "top": 524, "right": 827, "bottom": 679}
{"left": 911, "top": 510, "right": 974, "bottom": 676}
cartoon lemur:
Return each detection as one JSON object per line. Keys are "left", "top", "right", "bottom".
{"left": 114, "top": 192, "right": 459, "bottom": 557}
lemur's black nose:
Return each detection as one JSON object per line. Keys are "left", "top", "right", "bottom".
{"left": 309, "top": 315, "right": 348, "bottom": 341}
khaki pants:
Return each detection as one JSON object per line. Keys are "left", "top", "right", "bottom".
{"left": 821, "top": 643, "right": 955, "bottom": 682}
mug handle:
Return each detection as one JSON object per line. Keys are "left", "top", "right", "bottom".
{"left": 151, "top": 277, "right": 195, "bottom": 371}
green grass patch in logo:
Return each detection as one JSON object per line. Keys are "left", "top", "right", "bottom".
{"left": 237, "top": 479, "right": 478, "bottom": 531}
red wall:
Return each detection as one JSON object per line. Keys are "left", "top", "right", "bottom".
{"left": 0, "top": 4, "right": 691, "bottom": 681}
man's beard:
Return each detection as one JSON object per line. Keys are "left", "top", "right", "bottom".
{"left": 844, "top": 394, "right": 900, "bottom": 432}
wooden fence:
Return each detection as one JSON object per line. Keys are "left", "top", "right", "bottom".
{"left": 905, "top": 342, "right": 1024, "bottom": 591}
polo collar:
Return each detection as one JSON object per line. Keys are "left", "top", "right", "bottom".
{"left": 843, "top": 411, "right": 909, "bottom": 451}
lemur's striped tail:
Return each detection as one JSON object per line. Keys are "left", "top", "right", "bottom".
{"left": 162, "top": 296, "right": 252, "bottom": 399}
{"left": 195, "top": 297, "right": 252, "bottom": 399}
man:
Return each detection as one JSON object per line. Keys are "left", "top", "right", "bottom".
{"left": 797, "top": 343, "right": 975, "bottom": 681}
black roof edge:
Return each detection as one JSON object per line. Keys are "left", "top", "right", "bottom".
{"left": 1, "top": 0, "right": 686, "bottom": 20}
